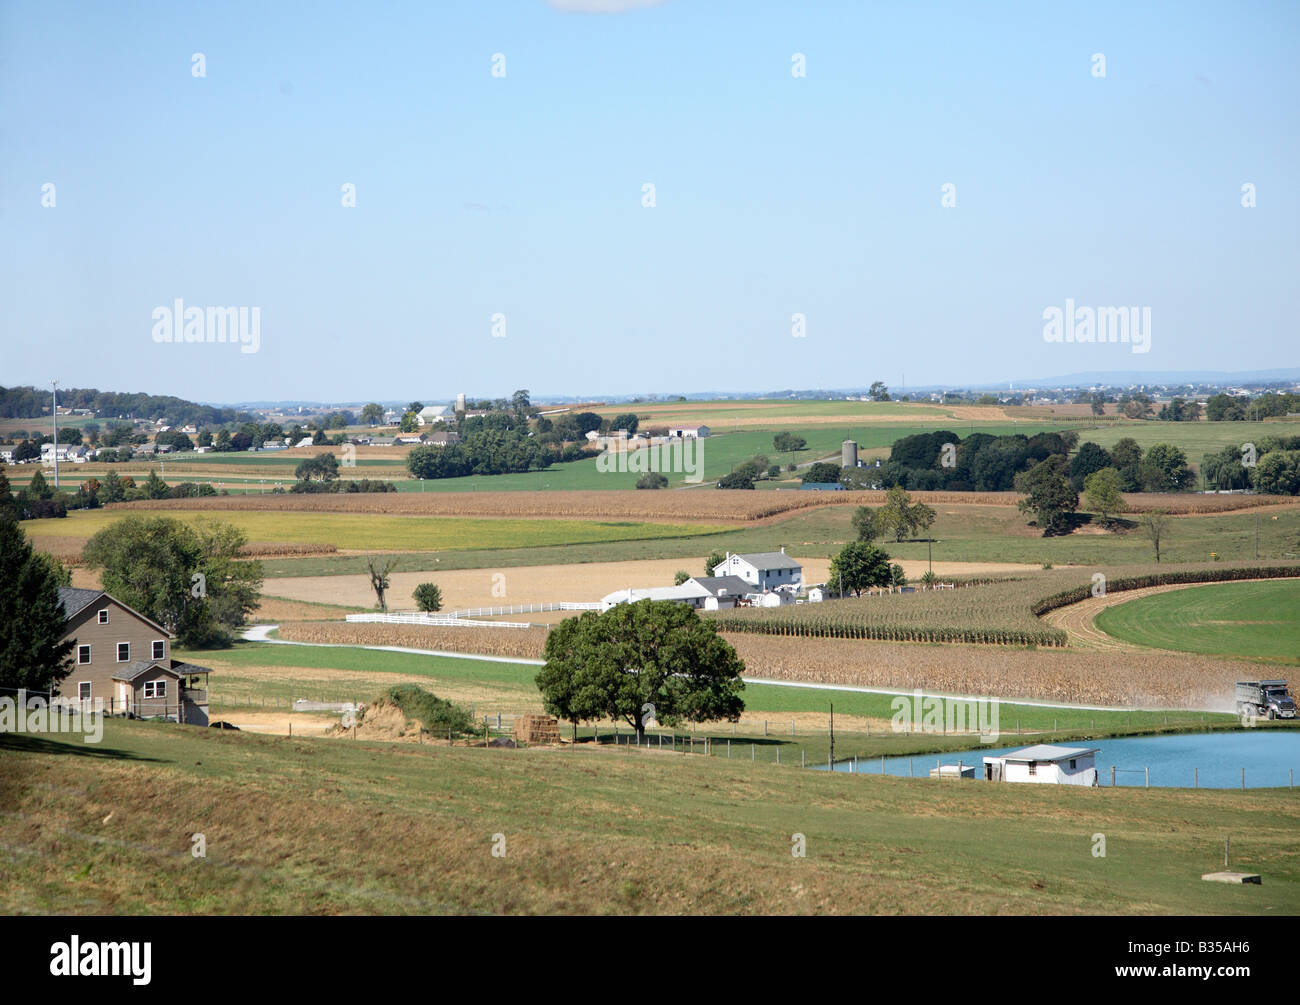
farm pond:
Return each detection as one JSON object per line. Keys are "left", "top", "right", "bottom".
{"left": 819, "top": 730, "right": 1300, "bottom": 789}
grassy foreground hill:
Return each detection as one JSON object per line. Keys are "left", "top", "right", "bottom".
{"left": 2, "top": 719, "right": 1297, "bottom": 915}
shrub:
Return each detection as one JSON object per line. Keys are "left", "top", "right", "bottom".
{"left": 413, "top": 582, "right": 442, "bottom": 613}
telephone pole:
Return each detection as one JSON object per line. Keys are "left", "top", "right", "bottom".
{"left": 51, "top": 380, "right": 60, "bottom": 488}
{"left": 828, "top": 702, "right": 835, "bottom": 768}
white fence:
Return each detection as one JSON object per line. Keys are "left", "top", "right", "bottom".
{"left": 345, "top": 602, "right": 600, "bottom": 629}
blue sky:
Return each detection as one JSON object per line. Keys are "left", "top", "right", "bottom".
{"left": 2, "top": 0, "right": 1297, "bottom": 403}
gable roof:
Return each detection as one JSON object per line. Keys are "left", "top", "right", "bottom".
{"left": 721, "top": 552, "right": 803, "bottom": 571}
{"left": 112, "top": 660, "right": 182, "bottom": 683}
{"left": 112, "top": 658, "right": 211, "bottom": 683}
{"left": 57, "top": 587, "right": 105, "bottom": 621}
{"left": 995, "top": 745, "right": 1100, "bottom": 763}
{"left": 688, "top": 576, "right": 754, "bottom": 597}
{"left": 59, "top": 588, "right": 174, "bottom": 638}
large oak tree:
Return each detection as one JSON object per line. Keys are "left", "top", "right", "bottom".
{"left": 537, "top": 601, "right": 745, "bottom": 742}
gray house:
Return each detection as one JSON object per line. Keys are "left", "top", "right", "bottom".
{"left": 56, "top": 587, "right": 212, "bottom": 725}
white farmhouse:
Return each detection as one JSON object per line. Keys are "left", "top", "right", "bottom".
{"left": 711, "top": 550, "right": 802, "bottom": 593}
{"left": 668, "top": 425, "right": 710, "bottom": 438}
{"left": 982, "top": 745, "right": 1099, "bottom": 785}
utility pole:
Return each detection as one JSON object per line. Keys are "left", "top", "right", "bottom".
{"left": 828, "top": 703, "right": 835, "bottom": 768}
{"left": 51, "top": 380, "right": 59, "bottom": 488}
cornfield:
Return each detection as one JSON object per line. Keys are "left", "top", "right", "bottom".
{"left": 109, "top": 488, "right": 1297, "bottom": 523}
{"left": 710, "top": 561, "right": 1300, "bottom": 647}
{"left": 724, "top": 634, "right": 1256, "bottom": 708}
{"left": 275, "top": 621, "right": 548, "bottom": 660}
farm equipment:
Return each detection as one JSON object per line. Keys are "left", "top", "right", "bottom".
{"left": 1235, "top": 680, "right": 1297, "bottom": 720}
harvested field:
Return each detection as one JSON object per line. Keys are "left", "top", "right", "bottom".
{"left": 276, "top": 621, "right": 548, "bottom": 660}
{"left": 254, "top": 596, "right": 367, "bottom": 622}
{"left": 264, "top": 618, "right": 1257, "bottom": 709}
{"left": 106, "top": 489, "right": 1298, "bottom": 522}
{"left": 262, "top": 558, "right": 829, "bottom": 610}
{"left": 261, "top": 558, "right": 1043, "bottom": 611}
{"left": 725, "top": 634, "right": 1261, "bottom": 709}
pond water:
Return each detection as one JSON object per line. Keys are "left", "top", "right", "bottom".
{"left": 819, "top": 730, "right": 1300, "bottom": 789}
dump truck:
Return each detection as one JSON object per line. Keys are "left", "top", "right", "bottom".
{"left": 1235, "top": 680, "right": 1297, "bottom": 720}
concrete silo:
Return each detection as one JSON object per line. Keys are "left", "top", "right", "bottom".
{"left": 841, "top": 440, "right": 858, "bottom": 468}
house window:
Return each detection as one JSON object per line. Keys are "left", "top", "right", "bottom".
{"left": 1027, "top": 762, "right": 1037, "bottom": 776}
{"left": 117, "top": 642, "right": 130, "bottom": 662}
{"left": 98, "top": 609, "right": 109, "bottom": 624}
{"left": 152, "top": 640, "right": 165, "bottom": 660}
{"left": 78, "top": 682, "right": 92, "bottom": 701}
{"left": 143, "top": 680, "right": 167, "bottom": 699}
{"left": 1069, "top": 759, "right": 1077, "bottom": 770}
{"left": 77, "top": 645, "right": 91, "bottom": 664}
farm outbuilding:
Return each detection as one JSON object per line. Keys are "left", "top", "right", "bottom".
{"left": 983, "top": 745, "right": 1099, "bottom": 785}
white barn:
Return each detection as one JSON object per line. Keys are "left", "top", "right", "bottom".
{"left": 982, "top": 744, "right": 1099, "bottom": 785}
{"left": 600, "top": 582, "right": 711, "bottom": 612}
{"left": 668, "top": 425, "right": 710, "bottom": 438}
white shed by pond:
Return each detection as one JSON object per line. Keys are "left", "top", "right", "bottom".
{"left": 983, "top": 744, "right": 1099, "bottom": 785}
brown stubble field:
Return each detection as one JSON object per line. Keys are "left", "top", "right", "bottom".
{"left": 272, "top": 613, "right": 1259, "bottom": 709}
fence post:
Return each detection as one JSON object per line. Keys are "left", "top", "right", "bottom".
{"left": 763, "top": 720, "right": 768, "bottom": 737}
{"left": 1194, "top": 767, "right": 1198, "bottom": 788}
{"left": 790, "top": 720, "right": 794, "bottom": 737}
{"left": 1145, "top": 767, "right": 1149, "bottom": 788}
{"left": 1242, "top": 768, "right": 1246, "bottom": 790}
{"left": 727, "top": 739, "right": 730, "bottom": 758}
{"left": 909, "top": 758, "right": 913, "bottom": 777}
{"left": 801, "top": 749, "right": 804, "bottom": 768}
{"left": 751, "top": 743, "right": 754, "bottom": 762}
{"left": 776, "top": 748, "right": 780, "bottom": 765}
{"left": 1111, "top": 765, "right": 1116, "bottom": 786}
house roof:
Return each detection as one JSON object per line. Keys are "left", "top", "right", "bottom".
{"left": 721, "top": 552, "right": 803, "bottom": 571}
{"left": 688, "top": 576, "right": 754, "bottom": 597}
{"left": 112, "top": 658, "right": 211, "bottom": 683}
{"left": 601, "top": 582, "right": 711, "bottom": 605}
{"left": 993, "top": 745, "right": 1100, "bottom": 763}
{"left": 799, "top": 482, "right": 845, "bottom": 491}
{"left": 112, "top": 660, "right": 182, "bottom": 683}
{"left": 57, "top": 587, "right": 105, "bottom": 621}
{"left": 59, "top": 588, "right": 174, "bottom": 638}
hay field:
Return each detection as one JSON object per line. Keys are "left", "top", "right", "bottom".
{"left": 20, "top": 508, "right": 726, "bottom": 553}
